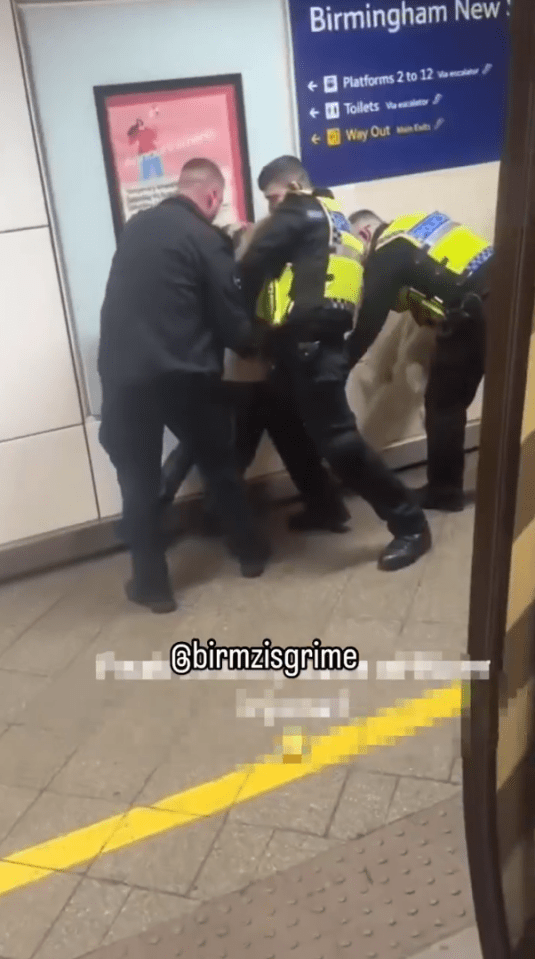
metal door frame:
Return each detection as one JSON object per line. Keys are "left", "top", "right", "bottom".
{"left": 464, "top": 0, "right": 535, "bottom": 955}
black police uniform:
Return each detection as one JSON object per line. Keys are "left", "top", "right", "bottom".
{"left": 98, "top": 195, "right": 268, "bottom": 612}
{"left": 239, "top": 189, "right": 430, "bottom": 571}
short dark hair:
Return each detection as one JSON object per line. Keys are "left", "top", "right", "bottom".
{"left": 179, "top": 158, "right": 224, "bottom": 185}
{"left": 258, "top": 155, "right": 311, "bottom": 191}
{"left": 348, "top": 209, "right": 377, "bottom": 225}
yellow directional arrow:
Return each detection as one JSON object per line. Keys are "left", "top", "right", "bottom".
{"left": 311, "top": 133, "right": 320, "bottom": 145}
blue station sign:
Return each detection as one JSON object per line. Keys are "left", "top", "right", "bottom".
{"left": 286, "top": 0, "right": 510, "bottom": 186}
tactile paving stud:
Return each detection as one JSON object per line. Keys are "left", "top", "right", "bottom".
{"left": 80, "top": 796, "right": 473, "bottom": 959}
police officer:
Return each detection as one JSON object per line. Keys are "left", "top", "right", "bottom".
{"left": 98, "top": 158, "right": 269, "bottom": 614}
{"left": 239, "top": 156, "right": 431, "bottom": 571}
{"left": 160, "top": 220, "right": 349, "bottom": 533}
{"left": 348, "top": 209, "right": 492, "bottom": 512}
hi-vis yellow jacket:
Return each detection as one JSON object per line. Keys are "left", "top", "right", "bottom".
{"left": 256, "top": 194, "right": 365, "bottom": 326}
{"left": 375, "top": 212, "right": 493, "bottom": 326}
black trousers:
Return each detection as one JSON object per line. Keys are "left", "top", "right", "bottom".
{"left": 99, "top": 373, "right": 265, "bottom": 590}
{"left": 161, "top": 380, "right": 342, "bottom": 511}
{"left": 270, "top": 339, "right": 426, "bottom": 538}
{"left": 425, "top": 299, "right": 486, "bottom": 493}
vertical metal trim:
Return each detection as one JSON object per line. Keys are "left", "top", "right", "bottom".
{"left": 464, "top": 0, "right": 535, "bottom": 955}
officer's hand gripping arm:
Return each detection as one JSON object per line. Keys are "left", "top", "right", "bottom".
{"left": 201, "top": 232, "right": 259, "bottom": 359}
{"left": 239, "top": 203, "right": 305, "bottom": 315}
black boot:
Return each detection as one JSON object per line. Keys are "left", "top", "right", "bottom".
{"left": 413, "top": 484, "right": 465, "bottom": 512}
{"left": 125, "top": 580, "right": 177, "bottom": 614}
{"left": 378, "top": 524, "right": 432, "bottom": 572}
{"left": 126, "top": 550, "right": 177, "bottom": 614}
{"left": 288, "top": 500, "right": 351, "bottom": 533}
{"left": 229, "top": 537, "right": 271, "bottom": 578}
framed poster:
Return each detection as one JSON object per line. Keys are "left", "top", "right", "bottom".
{"left": 94, "top": 74, "right": 254, "bottom": 239}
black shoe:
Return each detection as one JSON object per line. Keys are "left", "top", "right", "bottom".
{"left": 288, "top": 503, "right": 351, "bottom": 533}
{"left": 125, "top": 580, "right": 178, "bottom": 614}
{"left": 413, "top": 484, "right": 465, "bottom": 512}
{"left": 236, "top": 540, "right": 271, "bottom": 578}
{"left": 378, "top": 524, "right": 432, "bottom": 572}
{"left": 239, "top": 556, "right": 268, "bottom": 578}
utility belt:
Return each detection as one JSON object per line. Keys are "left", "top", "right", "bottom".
{"left": 399, "top": 288, "right": 486, "bottom": 329}
{"left": 270, "top": 304, "right": 353, "bottom": 345}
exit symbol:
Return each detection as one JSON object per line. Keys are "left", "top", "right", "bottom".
{"left": 326, "top": 128, "right": 342, "bottom": 147}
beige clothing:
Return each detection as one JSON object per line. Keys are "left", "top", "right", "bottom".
{"left": 222, "top": 220, "right": 271, "bottom": 383}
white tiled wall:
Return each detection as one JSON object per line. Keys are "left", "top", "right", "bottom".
{"left": 0, "top": 427, "right": 97, "bottom": 543}
{"left": 0, "top": 228, "right": 83, "bottom": 441}
{"left": 0, "top": 0, "right": 47, "bottom": 231}
{"left": 0, "top": 0, "right": 98, "bottom": 548}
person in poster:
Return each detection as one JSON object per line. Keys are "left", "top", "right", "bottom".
{"left": 127, "top": 115, "right": 165, "bottom": 181}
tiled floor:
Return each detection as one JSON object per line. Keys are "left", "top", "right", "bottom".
{"left": 0, "top": 455, "right": 478, "bottom": 959}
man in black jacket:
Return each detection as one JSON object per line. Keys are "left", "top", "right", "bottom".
{"left": 239, "top": 156, "right": 431, "bottom": 572}
{"left": 98, "top": 158, "right": 268, "bottom": 614}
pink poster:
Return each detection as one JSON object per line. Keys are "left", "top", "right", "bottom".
{"left": 94, "top": 75, "right": 253, "bottom": 238}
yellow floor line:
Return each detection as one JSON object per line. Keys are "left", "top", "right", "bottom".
{"left": 0, "top": 681, "right": 464, "bottom": 897}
